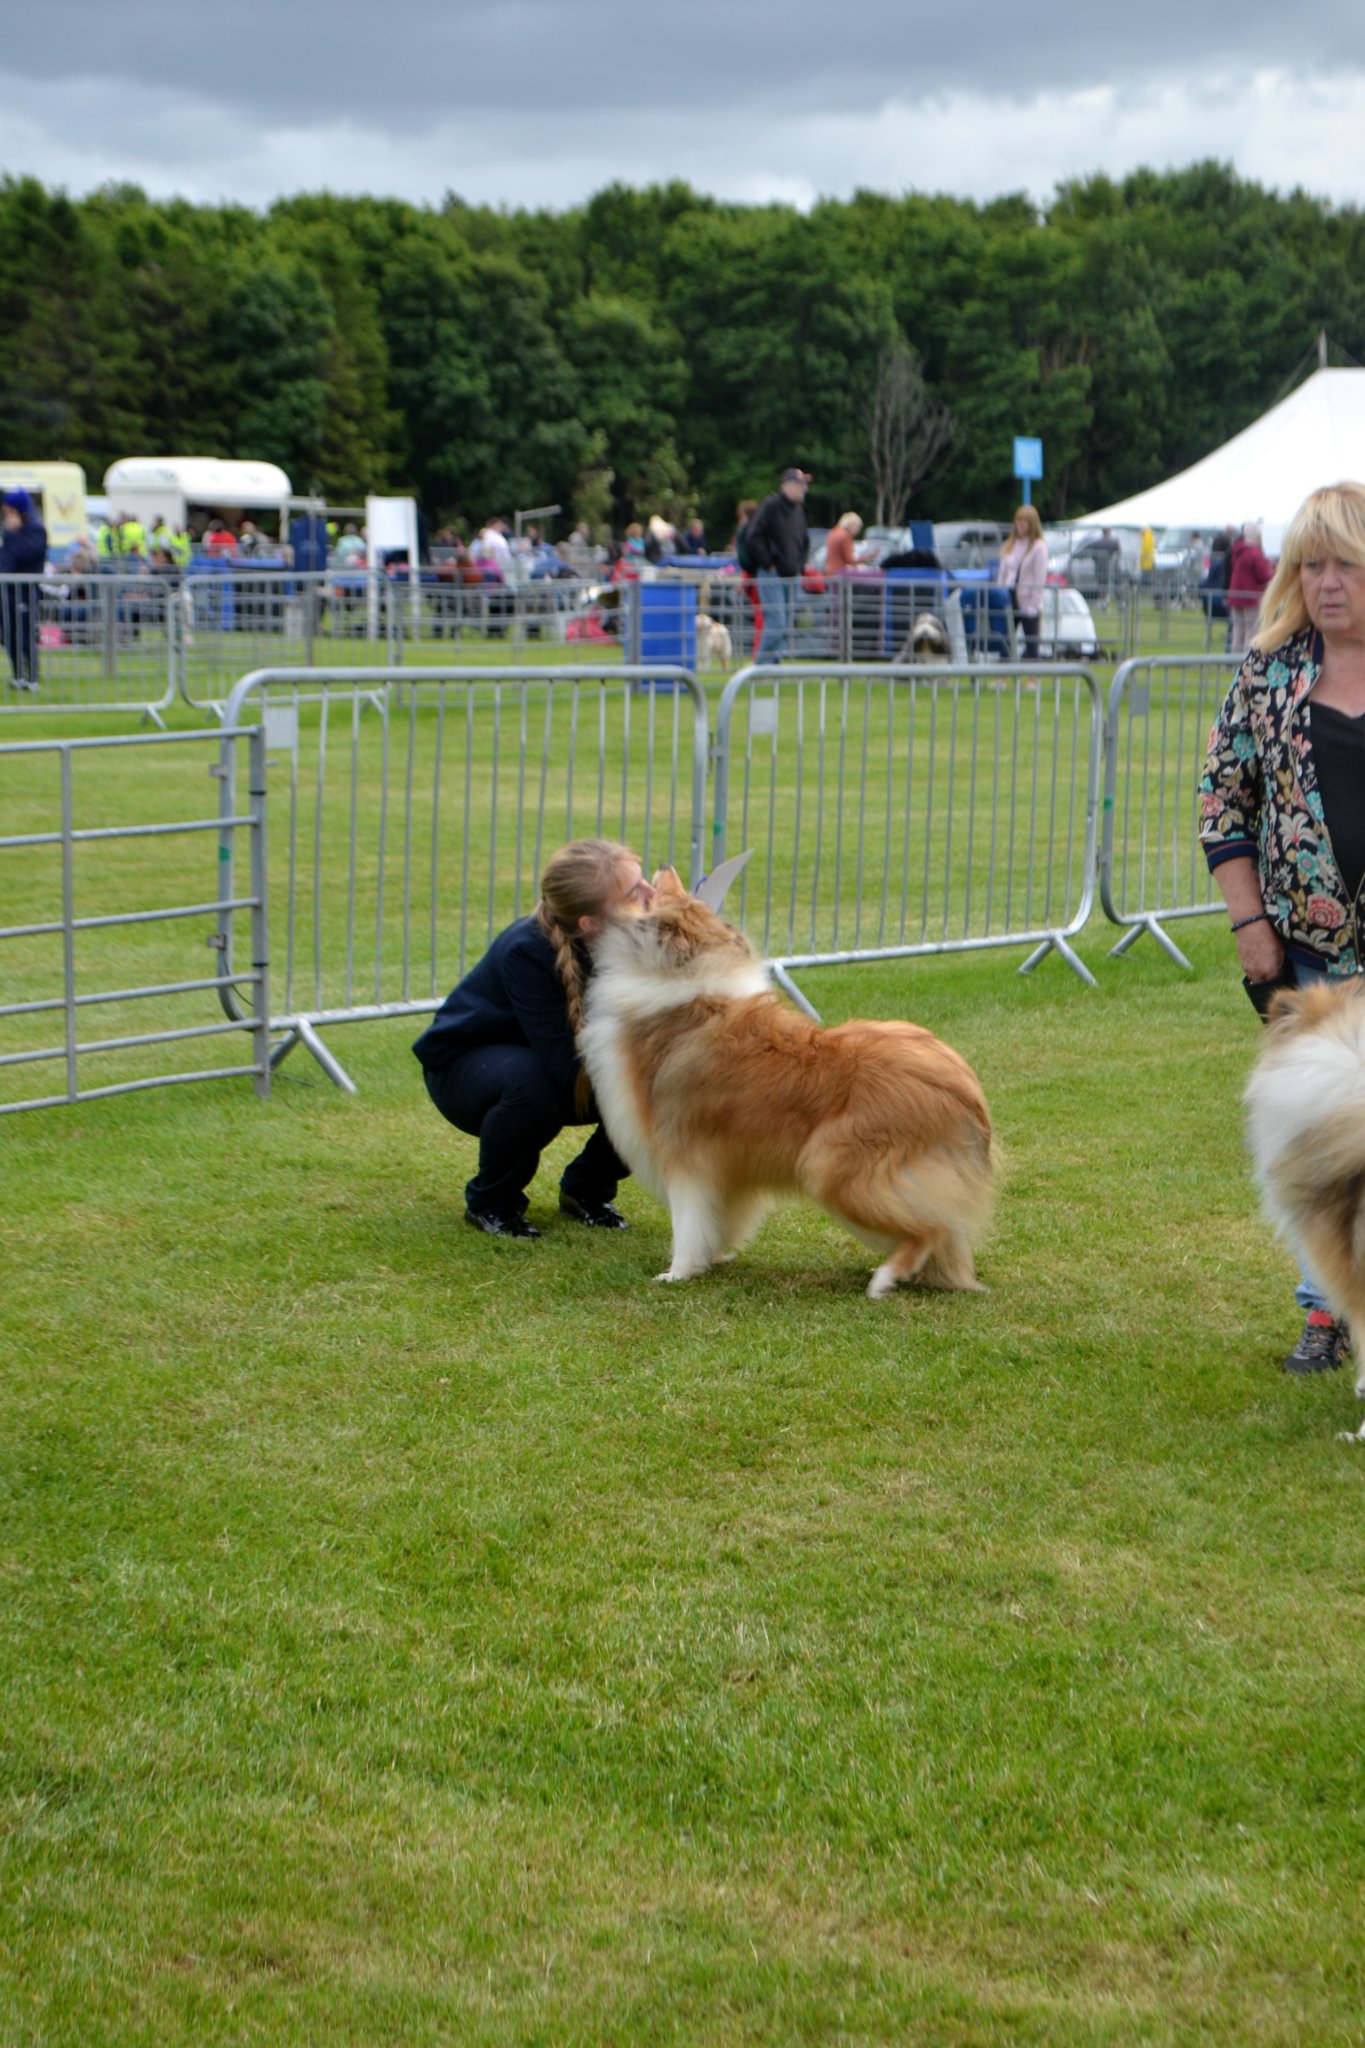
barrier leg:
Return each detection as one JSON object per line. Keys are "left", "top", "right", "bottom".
{"left": 269, "top": 1027, "right": 302, "bottom": 1071}
{"left": 1018, "top": 934, "right": 1098, "bottom": 988}
{"left": 771, "top": 964, "right": 822, "bottom": 1022}
{"left": 293, "top": 1017, "right": 358, "bottom": 1093}
{"left": 1107, "top": 914, "right": 1193, "bottom": 970}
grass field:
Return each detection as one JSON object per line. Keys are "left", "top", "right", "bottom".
{"left": 5, "top": 905, "right": 1365, "bottom": 2045}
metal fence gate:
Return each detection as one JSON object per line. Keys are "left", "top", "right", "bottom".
{"left": 1100, "top": 654, "right": 1239, "bottom": 967}
{"left": 0, "top": 725, "right": 270, "bottom": 1113}
{"left": 212, "top": 664, "right": 710, "bottom": 1088}
{"left": 711, "top": 663, "right": 1105, "bottom": 1012}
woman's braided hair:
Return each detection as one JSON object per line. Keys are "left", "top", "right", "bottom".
{"left": 535, "top": 838, "right": 639, "bottom": 1114}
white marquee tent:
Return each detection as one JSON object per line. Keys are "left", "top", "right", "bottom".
{"left": 1084, "top": 367, "right": 1365, "bottom": 552}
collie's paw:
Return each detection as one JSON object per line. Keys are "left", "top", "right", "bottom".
{"left": 867, "top": 1265, "right": 898, "bottom": 1300}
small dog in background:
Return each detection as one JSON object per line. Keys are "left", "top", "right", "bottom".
{"left": 1245, "top": 978, "right": 1365, "bottom": 1397}
{"left": 897, "top": 612, "right": 951, "bottom": 663}
{"left": 694, "top": 612, "right": 733, "bottom": 669}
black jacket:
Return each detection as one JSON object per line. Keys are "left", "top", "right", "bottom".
{"left": 412, "top": 915, "right": 585, "bottom": 1103}
{"left": 746, "top": 490, "right": 809, "bottom": 577}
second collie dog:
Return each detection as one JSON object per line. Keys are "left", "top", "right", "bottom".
{"left": 1246, "top": 977, "right": 1365, "bottom": 1394}
{"left": 579, "top": 869, "right": 998, "bottom": 1295}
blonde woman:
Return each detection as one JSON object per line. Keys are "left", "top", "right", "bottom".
{"left": 825, "top": 511, "right": 863, "bottom": 575}
{"left": 414, "top": 840, "right": 656, "bottom": 1236}
{"left": 1200, "top": 481, "right": 1365, "bottom": 1372}
{"left": 996, "top": 504, "right": 1048, "bottom": 659}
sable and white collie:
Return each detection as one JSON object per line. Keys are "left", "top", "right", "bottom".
{"left": 1246, "top": 977, "right": 1365, "bottom": 1393}
{"left": 579, "top": 868, "right": 999, "bottom": 1296}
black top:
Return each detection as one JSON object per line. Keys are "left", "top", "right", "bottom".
{"left": 745, "top": 490, "right": 809, "bottom": 577}
{"left": 1310, "top": 701, "right": 1365, "bottom": 904}
{"left": 412, "top": 915, "right": 586, "bottom": 1102}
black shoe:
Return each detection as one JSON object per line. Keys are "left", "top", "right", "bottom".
{"left": 1283, "top": 1310, "right": 1349, "bottom": 1374}
{"left": 559, "top": 1191, "right": 629, "bottom": 1229}
{"left": 465, "top": 1204, "right": 541, "bottom": 1239}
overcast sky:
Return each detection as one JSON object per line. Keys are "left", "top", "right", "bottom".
{"left": 5, "top": 3, "right": 1365, "bottom": 216}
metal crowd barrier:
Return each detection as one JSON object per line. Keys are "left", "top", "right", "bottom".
{"left": 212, "top": 664, "right": 709, "bottom": 1089}
{"left": 1100, "top": 653, "right": 1238, "bottom": 967}
{"left": 179, "top": 570, "right": 402, "bottom": 711}
{"left": 0, "top": 725, "right": 270, "bottom": 1113}
{"left": 711, "top": 662, "right": 1105, "bottom": 1015}
{"left": 0, "top": 572, "right": 177, "bottom": 723}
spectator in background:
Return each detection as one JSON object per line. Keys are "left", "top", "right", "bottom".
{"left": 118, "top": 512, "right": 147, "bottom": 561}
{"left": 1, "top": 488, "right": 48, "bottom": 691}
{"left": 746, "top": 467, "right": 811, "bottom": 664}
{"left": 679, "top": 515, "right": 707, "bottom": 555}
{"left": 996, "top": 503, "right": 1048, "bottom": 660}
{"left": 150, "top": 515, "right": 176, "bottom": 557}
{"left": 1227, "top": 520, "right": 1276, "bottom": 656}
{"left": 732, "top": 496, "right": 762, "bottom": 652}
{"left": 471, "top": 517, "right": 513, "bottom": 581}
{"left": 236, "top": 518, "right": 268, "bottom": 558}
{"left": 334, "top": 522, "right": 367, "bottom": 568}
{"left": 824, "top": 511, "right": 863, "bottom": 575}
{"left": 204, "top": 520, "right": 237, "bottom": 557}
{"left": 1139, "top": 525, "right": 1156, "bottom": 576}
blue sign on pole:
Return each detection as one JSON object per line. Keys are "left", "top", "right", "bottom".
{"left": 1013, "top": 435, "right": 1044, "bottom": 506}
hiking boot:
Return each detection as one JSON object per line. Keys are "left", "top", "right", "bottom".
{"left": 465, "top": 1204, "right": 541, "bottom": 1240}
{"left": 559, "top": 1191, "right": 629, "bottom": 1229}
{"left": 1283, "top": 1310, "right": 1349, "bottom": 1375}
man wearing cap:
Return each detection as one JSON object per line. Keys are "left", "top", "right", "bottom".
{"left": 0, "top": 488, "right": 48, "bottom": 691}
{"left": 745, "top": 468, "right": 810, "bottom": 663}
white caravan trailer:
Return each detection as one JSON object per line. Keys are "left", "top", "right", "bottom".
{"left": 102, "top": 457, "right": 292, "bottom": 535}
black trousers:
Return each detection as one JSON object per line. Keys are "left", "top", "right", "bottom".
{"left": 1012, "top": 601, "right": 1040, "bottom": 661}
{"left": 0, "top": 586, "right": 39, "bottom": 683}
{"left": 423, "top": 1044, "right": 628, "bottom": 1218}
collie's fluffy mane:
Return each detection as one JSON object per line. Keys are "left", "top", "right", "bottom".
{"left": 589, "top": 878, "right": 771, "bottom": 1011}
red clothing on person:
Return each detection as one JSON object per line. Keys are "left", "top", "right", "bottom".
{"left": 1227, "top": 537, "right": 1274, "bottom": 610}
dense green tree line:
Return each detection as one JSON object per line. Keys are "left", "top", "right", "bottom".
{"left": 1, "top": 164, "right": 1362, "bottom": 535}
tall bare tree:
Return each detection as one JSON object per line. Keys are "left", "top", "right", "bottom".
{"left": 864, "top": 338, "right": 956, "bottom": 527}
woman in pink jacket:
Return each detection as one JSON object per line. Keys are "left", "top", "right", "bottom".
{"left": 996, "top": 503, "right": 1049, "bottom": 659}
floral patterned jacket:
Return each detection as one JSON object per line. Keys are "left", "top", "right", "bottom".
{"left": 1199, "top": 625, "right": 1362, "bottom": 973}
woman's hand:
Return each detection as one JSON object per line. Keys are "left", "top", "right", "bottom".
{"left": 1235, "top": 917, "right": 1285, "bottom": 983}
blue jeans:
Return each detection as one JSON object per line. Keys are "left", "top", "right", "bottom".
{"left": 755, "top": 573, "right": 797, "bottom": 664}
{"left": 1286, "top": 958, "right": 1333, "bottom": 1313}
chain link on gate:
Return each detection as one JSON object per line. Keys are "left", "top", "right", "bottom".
{"left": 0, "top": 725, "right": 270, "bottom": 1113}
{"left": 711, "top": 662, "right": 1105, "bottom": 1015}
{"left": 211, "top": 664, "right": 710, "bottom": 1090}
{"left": 1100, "top": 653, "right": 1239, "bottom": 968}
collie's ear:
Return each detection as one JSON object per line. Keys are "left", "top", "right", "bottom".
{"left": 651, "top": 865, "right": 688, "bottom": 902}
{"left": 693, "top": 848, "right": 752, "bottom": 911}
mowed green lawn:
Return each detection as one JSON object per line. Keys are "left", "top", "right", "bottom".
{"left": 5, "top": 902, "right": 1365, "bottom": 2045}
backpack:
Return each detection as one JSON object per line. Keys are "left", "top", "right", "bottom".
{"left": 734, "top": 519, "right": 756, "bottom": 573}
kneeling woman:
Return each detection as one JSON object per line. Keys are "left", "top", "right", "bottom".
{"left": 413, "top": 839, "right": 656, "bottom": 1237}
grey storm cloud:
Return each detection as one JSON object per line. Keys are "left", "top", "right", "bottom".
{"left": 9, "top": 0, "right": 1363, "bottom": 125}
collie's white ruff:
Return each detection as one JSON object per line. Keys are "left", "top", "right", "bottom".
{"left": 1245, "top": 978, "right": 1365, "bottom": 1398}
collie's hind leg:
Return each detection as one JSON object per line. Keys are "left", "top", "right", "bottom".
{"left": 658, "top": 1180, "right": 729, "bottom": 1283}
{"left": 867, "top": 1228, "right": 946, "bottom": 1301}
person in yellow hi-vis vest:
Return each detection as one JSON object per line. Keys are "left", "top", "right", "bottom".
{"left": 119, "top": 516, "right": 147, "bottom": 559}
{"left": 96, "top": 517, "right": 119, "bottom": 561}
{"left": 169, "top": 526, "right": 193, "bottom": 569}
{"left": 1139, "top": 525, "right": 1156, "bottom": 575}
